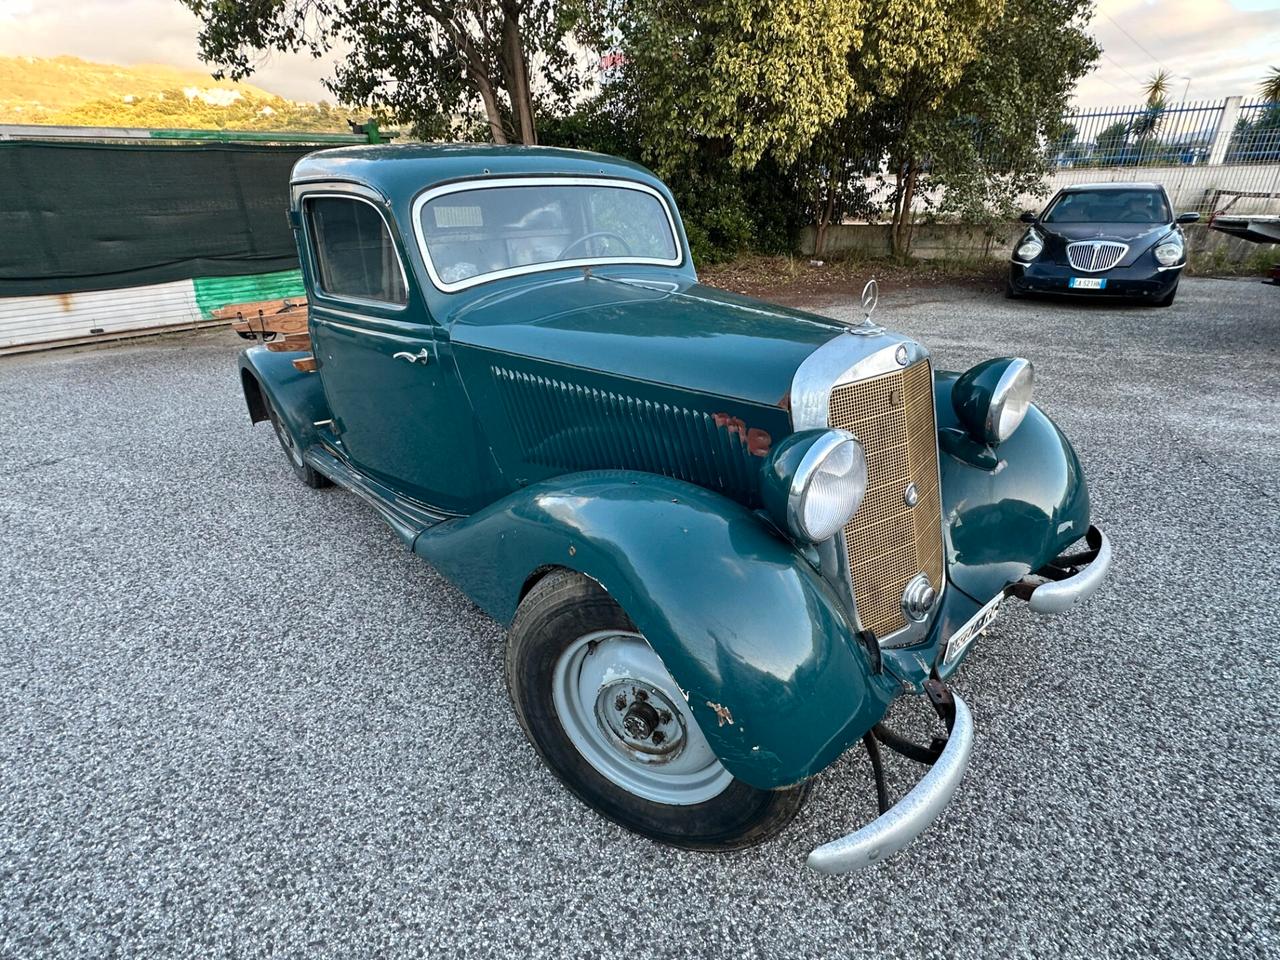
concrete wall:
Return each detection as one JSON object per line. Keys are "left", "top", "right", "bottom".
{"left": 1026, "top": 163, "right": 1280, "bottom": 216}
{"left": 800, "top": 222, "right": 1277, "bottom": 264}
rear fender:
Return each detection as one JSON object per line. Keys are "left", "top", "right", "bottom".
{"left": 238, "top": 345, "right": 331, "bottom": 450}
{"left": 412, "top": 471, "right": 897, "bottom": 789}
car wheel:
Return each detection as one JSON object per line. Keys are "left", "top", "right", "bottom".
{"left": 506, "top": 569, "right": 809, "bottom": 851}
{"left": 1004, "top": 278, "right": 1023, "bottom": 300}
{"left": 264, "top": 393, "right": 331, "bottom": 488}
{"left": 1154, "top": 283, "right": 1178, "bottom": 307}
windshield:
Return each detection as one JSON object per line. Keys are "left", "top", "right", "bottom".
{"left": 1043, "top": 188, "right": 1170, "bottom": 224}
{"left": 416, "top": 179, "right": 681, "bottom": 290}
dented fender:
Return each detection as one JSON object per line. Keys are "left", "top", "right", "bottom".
{"left": 411, "top": 471, "right": 898, "bottom": 789}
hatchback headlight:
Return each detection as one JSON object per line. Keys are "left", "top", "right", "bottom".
{"left": 1153, "top": 238, "right": 1183, "bottom": 266}
{"left": 1015, "top": 229, "right": 1043, "bottom": 262}
{"left": 761, "top": 429, "right": 868, "bottom": 543}
{"left": 952, "top": 357, "right": 1035, "bottom": 445}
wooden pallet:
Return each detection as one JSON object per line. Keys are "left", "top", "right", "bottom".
{"left": 216, "top": 297, "right": 316, "bottom": 371}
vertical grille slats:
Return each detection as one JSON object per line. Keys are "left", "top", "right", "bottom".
{"left": 829, "top": 361, "right": 944, "bottom": 639}
{"left": 1066, "top": 241, "right": 1127, "bottom": 272}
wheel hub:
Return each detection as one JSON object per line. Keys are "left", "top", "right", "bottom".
{"left": 597, "top": 680, "right": 685, "bottom": 762}
{"left": 550, "top": 630, "right": 733, "bottom": 805}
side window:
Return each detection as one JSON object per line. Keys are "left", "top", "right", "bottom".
{"left": 304, "top": 196, "right": 408, "bottom": 305}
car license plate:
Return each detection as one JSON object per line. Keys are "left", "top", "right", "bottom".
{"left": 1069, "top": 277, "right": 1106, "bottom": 289}
{"left": 943, "top": 592, "right": 1004, "bottom": 666}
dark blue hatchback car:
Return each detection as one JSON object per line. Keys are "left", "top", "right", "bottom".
{"left": 1008, "top": 182, "right": 1199, "bottom": 306}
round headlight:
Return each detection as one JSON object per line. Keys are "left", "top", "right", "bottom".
{"left": 952, "top": 357, "right": 1035, "bottom": 445}
{"left": 790, "top": 431, "right": 867, "bottom": 542}
{"left": 1153, "top": 240, "right": 1183, "bottom": 266}
{"left": 762, "top": 429, "right": 867, "bottom": 543}
{"left": 1015, "top": 239, "right": 1043, "bottom": 261}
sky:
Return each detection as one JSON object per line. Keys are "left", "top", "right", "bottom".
{"left": 0, "top": 0, "right": 1277, "bottom": 109}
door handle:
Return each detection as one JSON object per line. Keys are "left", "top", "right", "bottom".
{"left": 393, "top": 348, "right": 432, "bottom": 365}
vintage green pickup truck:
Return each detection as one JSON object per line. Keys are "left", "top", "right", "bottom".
{"left": 238, "top": 144, "right": 1110, "bottom": 873}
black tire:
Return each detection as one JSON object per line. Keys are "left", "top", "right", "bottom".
{"left": 506, "top": 569, "right": 809, "bottom": 851}
{"left": 264, "top": 393, "right": 331, "bottom": 488}
{"left": 1005, "top": 278, "right": 1023, "bottom": 300}
{"left": 1154, "top": 283, "right": 1178, "bottom": 307}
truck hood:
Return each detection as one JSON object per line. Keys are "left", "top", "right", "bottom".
{"left": 448, "top": 274, "right": 845, "bottom": 408}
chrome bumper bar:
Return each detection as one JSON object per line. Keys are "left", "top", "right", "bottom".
{"left": 807, "top": 692, "right": 973, "bottom": 874}
{"left": 1016, "top": 526, "right": 1112, "bottom": 615}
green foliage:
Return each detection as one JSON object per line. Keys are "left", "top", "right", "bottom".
{"left": 181, "top": 0, "right": 596, "bottom": 144}
{"left": 600, "top": 0, "right": 861, "bottom": 172}
{"left": 1263, "top": 67, "right": 1280, "bottom": 104}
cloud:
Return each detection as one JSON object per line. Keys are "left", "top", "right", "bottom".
{"left": 1081, "top": 0, "right": 1280, "bottom": 105}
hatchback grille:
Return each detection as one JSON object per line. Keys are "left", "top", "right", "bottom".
{"left": 1067, "top": 241, "right": 1128, "bottom": 272}
{"left": 829, "top": 361, "right": 943, "bottom": 639}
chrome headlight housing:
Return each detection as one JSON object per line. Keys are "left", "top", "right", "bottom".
{"left": 952, "top": 357, "right": 1035, "bottom": 445}
{"left": 1014, "top": 228, "right": 1043, "bottom": 262}
{"left": 1153, "top": 235, "right": 1184, "bottom": 266}
{"left": 762, "top": 429, "right": 868, "bottom": 543}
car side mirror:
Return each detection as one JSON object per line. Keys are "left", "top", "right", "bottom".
{"left": 1019, "top": 211, "right": 1037, "bottom": 223}
{"left": 1176, "top": 212, "right": 1200, "bottom": 224}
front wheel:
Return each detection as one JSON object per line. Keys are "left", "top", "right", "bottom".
{"left": 506, "top": 570, "right": 808, "bottom": 850}
{"left": 1153, "top": 282, "right": 1178, "bottom": 307}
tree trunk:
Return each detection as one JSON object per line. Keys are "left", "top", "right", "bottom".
{"left": 501, "top": 3, "right": 537, "bottom": 145}
{"left": 472, "top": 67, "right": 509, "bottom": 144}
{"left": 892, "top": 158, "right": 918, "bottom": 258}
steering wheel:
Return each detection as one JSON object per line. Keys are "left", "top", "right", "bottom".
{"left": 558, "top": 231, "right": 632, "bottom": 259}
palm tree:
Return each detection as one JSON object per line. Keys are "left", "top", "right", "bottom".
{"left": 1261, "top": 67, "right": 1280, "bottom": 103}
{"left": 1143, "top": 69, "right": 1174, "bottom": 105}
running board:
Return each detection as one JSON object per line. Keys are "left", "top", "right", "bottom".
{"left": 304, "top": 446, "right": 452, "bottom": 545}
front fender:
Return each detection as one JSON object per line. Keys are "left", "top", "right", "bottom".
{"left": 936, "top": 373, "right": 1091, "bottom": 604}
{"left": 238, "top": 345, "right": 331, "bottom": 450}
{"left": 412, "top": 471, "right": 897, "bottom": 789}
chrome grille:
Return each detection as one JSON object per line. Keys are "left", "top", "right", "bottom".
{"left": 1067, "top": 241, "right": 1127, "bottom": 272}
{"left": 829, "top": 361, "right": 943, "bottom": 639}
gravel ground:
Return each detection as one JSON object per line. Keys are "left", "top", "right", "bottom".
{"left": 1, "top": 277, "right": 1278, "bottom": 958}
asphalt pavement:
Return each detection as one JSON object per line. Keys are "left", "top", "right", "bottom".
{"left": 1, "top": 276, "right": 1277, "bottom": 958}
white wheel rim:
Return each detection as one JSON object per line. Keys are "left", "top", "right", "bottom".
{"left": 551, "top": 630, "right": 732, "bottom": 806}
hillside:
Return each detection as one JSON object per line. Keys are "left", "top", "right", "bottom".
{"left": 0, "top": 55, "right": 358, "bottom": 132}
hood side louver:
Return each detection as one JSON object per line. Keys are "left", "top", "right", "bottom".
{"left": 492, "top": 366, "right": 762, "bottom": 504}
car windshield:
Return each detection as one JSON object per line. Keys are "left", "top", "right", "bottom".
{"left": 417, "top": 179, "right": 681, "bottom": 290}
{"left": 1043, "top": 188, "right": 1170, "bottom": 224}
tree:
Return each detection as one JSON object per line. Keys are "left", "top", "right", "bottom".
{"left": 1261, "top": 66, "right": 1280, "bottom": 104}
{"left": 180, "top": 0, "right": 595, "bottom": 144}
{"left": 600, "top": 0, "right": 863, "bottom": 174}
{"left": 1093, "top": 120, "right": 1130, "bottom": 165}
{"left": 1129, "top": 99, "right": 1166, "bottom": 163}
{"left": 1143, "top": 68, "right": 1173, "bottom": 105}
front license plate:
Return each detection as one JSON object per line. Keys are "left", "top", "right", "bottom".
{"left": 1069, "top": 277, "right": 1106, "bottom": 289}
{"left": 943, "top": 593, "right": 1004, "bottom": 666}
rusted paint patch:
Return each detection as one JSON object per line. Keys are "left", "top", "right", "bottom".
{"left": 712, "top": 413, "right": 772, "bottom": 457}
{"left": 57, "top": 293, "right": 74, "bottom": 313}
{"left": 706, "top": 700, "right": 734, "bottom": 727}
{"left": 778, "top": 391, "right": 791, "bottom": 412}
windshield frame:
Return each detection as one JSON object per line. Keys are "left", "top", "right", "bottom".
{"left": 411, "top": 176, "right": 684, "bottom": 293}
{"left": 1041, "top": 187, "right": 1171, "bottom": 225}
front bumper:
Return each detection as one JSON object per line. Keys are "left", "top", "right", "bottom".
{"left": 808, "top": 690, "right": 973, "bottom": 874}
{"left": 806, "top": 525, "right": 1112, "bottom": 874}
{"left": 1010, "top": 259, "right": 1180, "bottom": 299}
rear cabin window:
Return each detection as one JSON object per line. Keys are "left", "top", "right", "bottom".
{"left": 417, "top": 181, "right": 681, "bottom": 290}
{"left": 305, "top": 196, "right": 408, "bottom": 305}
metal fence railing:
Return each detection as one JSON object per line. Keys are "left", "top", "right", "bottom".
{"left": 1051, "top": 97, "right": 1279, "bottom": 169}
